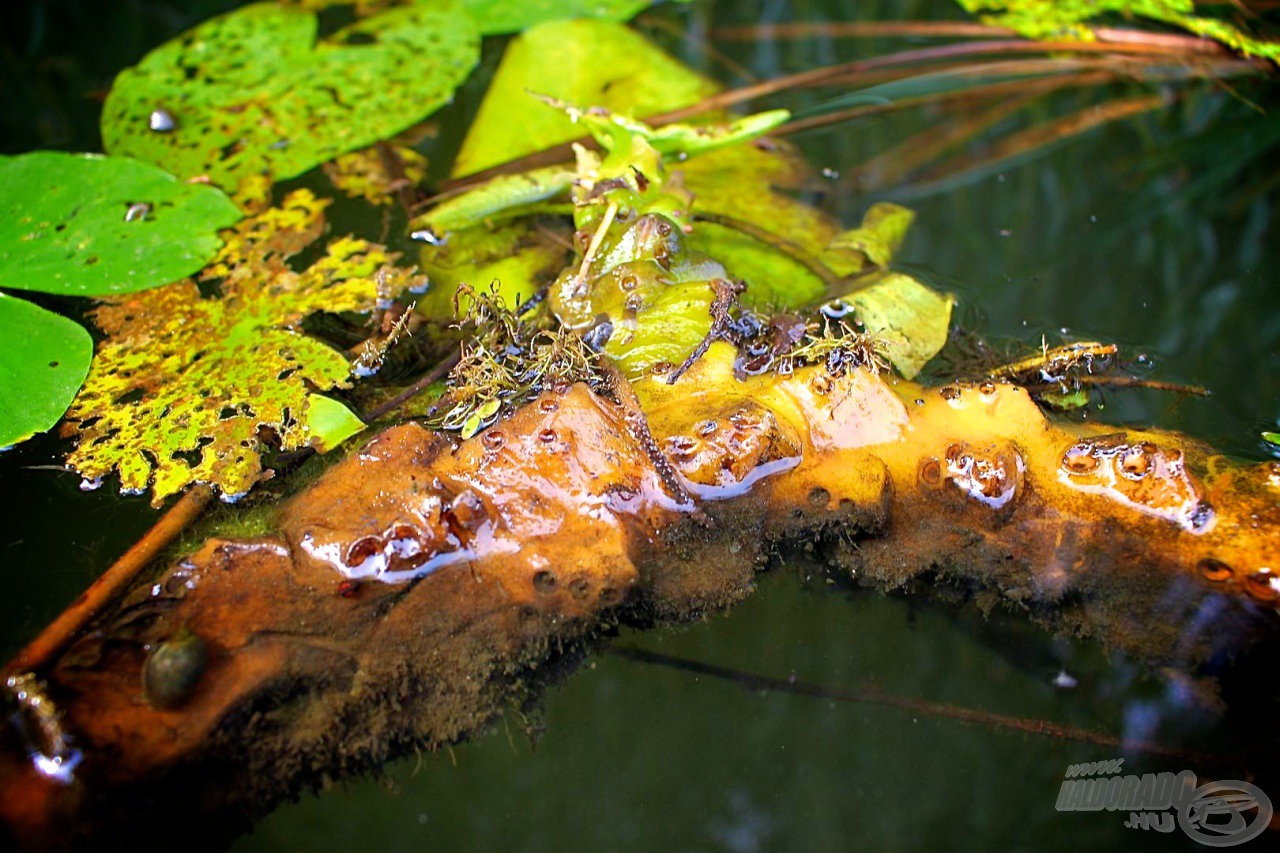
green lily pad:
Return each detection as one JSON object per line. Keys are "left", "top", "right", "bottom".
{"left": 465, "top": 0, "right": 656, "bottom": 34}
{"left": 0, "top": 293, "right": 93, "bottom": 448}
{"left": 842, "top": 273, "right": 953, "bottom": 380}
{"left": 101, "top": 2, "right": 479, "bottom": 193}
{"left": 452, "top": 18, "right": 719, "bottom": 177}
{"left": 0, "top": 152, "right": 240, "bottom": 296}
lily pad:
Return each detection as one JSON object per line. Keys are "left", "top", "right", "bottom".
{"left": 0, "top": 152, "right": 240, "bottom": 296}
{"left": 464, "top": 0, "right": 655, "bottom": 34}
{"left": 418, "top": 220, "right": 570, "bottom": 321}
{"left": 0, "top": 293, "right": 93, "bottom": 448}
{"left": 452, "top": 18, "right": 719, "bottom": 176}
{"left": 101, "top": 2, "right": 479, "bottom": 193}
{"left": 681, "top": 140, "right": 841, "bottom": 309}
{"left": 841, "top": 273, "right": 954, "bottom": 380}
{"left": 64, "top": 189, "right": 423, "bottom": 505}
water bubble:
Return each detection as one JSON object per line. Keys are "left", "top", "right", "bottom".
{"left": 1061, "top": 444, "right": 1099, "bottom": 474}
{"left": 148, "top": 108, "right": 177, "bottom": 132}
{"left": 1197, "top": 558, "right": 1233, "bottom": 583}
{"left": 820, "top": 299, "right": 852, "bottom": 320}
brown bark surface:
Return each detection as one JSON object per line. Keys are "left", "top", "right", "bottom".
{"left": 2, "top": 343, "right": 1277, "bottom": 848}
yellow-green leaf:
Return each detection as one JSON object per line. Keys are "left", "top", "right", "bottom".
{"left": 682, "top": 140, "right": 841, "bottom": 309}
{"left": 452, "top": 18, "right": 718, "bottom": 177}
{"left": 64, "top": 190, "right": 421, "bottom": 505}
{"left": 304, "top": 394, "right": 366, "bottom": 452}
{"left": 842, "top": 273, "right": 953, "bottom": 380}
{"left": 823, "top": 203, "right": 916, "bottom": 275}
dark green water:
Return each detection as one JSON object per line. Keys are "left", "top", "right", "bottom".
{"left": 3, "top": 1, "right": 1279, "bottom": 850}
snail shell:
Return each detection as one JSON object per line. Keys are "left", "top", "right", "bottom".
{"left": 142, "top": 627, "right": 207, "bottom": 709}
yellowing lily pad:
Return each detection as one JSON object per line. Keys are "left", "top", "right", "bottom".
{"left": 452, "top": 18, "right": 719, "bottom": 176}
{"left": 64, "top": 189, "right": 422, "bottom": 505}
{"left": 842, "top": 273, "right": 953, "bottom": 380}
{"left": 681, "top": 140, "right": 841, "bottom": 309}
{"left": 0, "top": 152, "right": 240, "bottom": 296}
{"left": 822, "top": 202, "right": 916, "bottom": 275}
{"left": 101, "top": 2, "right": 479, "bottom": 193}
{"left": 323, "top": 144, "right": 429, "bottom": 206}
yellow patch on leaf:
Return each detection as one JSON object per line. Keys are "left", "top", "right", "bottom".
{"left": 65, "top": 189, "right": 424, "bottom": 506}
{"left": 323, "top": 144, "right": 428, "bottom": 206}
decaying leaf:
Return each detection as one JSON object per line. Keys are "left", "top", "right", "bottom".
{"left": 101, "top": 2, "right": 479, "bottom": 193}
{"left": 451, "top": 18, "right": 719, "bottom": 176}
{"left": 0, "top": 151, "right": 240, "bottom": 296}
{"left": 64, "top": 190, "right": 423, "bottom": 505}
{"left": 822, "top": 202, "right": 916, "bottom": 274}
{"left": 839, "top": 272, "right": 954, "bottom": 379}
{"left": 323, "top": 144, "right": 428, "bottom": 206}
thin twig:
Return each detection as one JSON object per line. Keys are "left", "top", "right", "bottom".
{"left": 363, "top": 352, "right": 462, "bottom": 423}
{"left": 709, "top": 20, "right": 1011, "bottom": 41}
{"left": 1061, "top": 375, "right": 1212, "bottom": 397}
{"left": 596, "top": 357, "right": 706, "bottom": 522}
{"left": 692, "top": 213, "right": 842, "bottom": 289}
{"left": 374, "top": 141, "right": 423, "bottom": 217}
{"left": 609, "top": 645, "right": 1230, "bottom": 769}
{"left": 6, "top": 485, "right": 214, "bottom": 675}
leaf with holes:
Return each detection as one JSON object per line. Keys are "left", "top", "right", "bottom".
{"left": 0, "top": 152, "right": 240, "bottom": 296}
{"left": 64, "top": 189, "right": 424, "bottom": 505}
{"left": 101, "top": 2, "right": 479, "bottom": 193}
